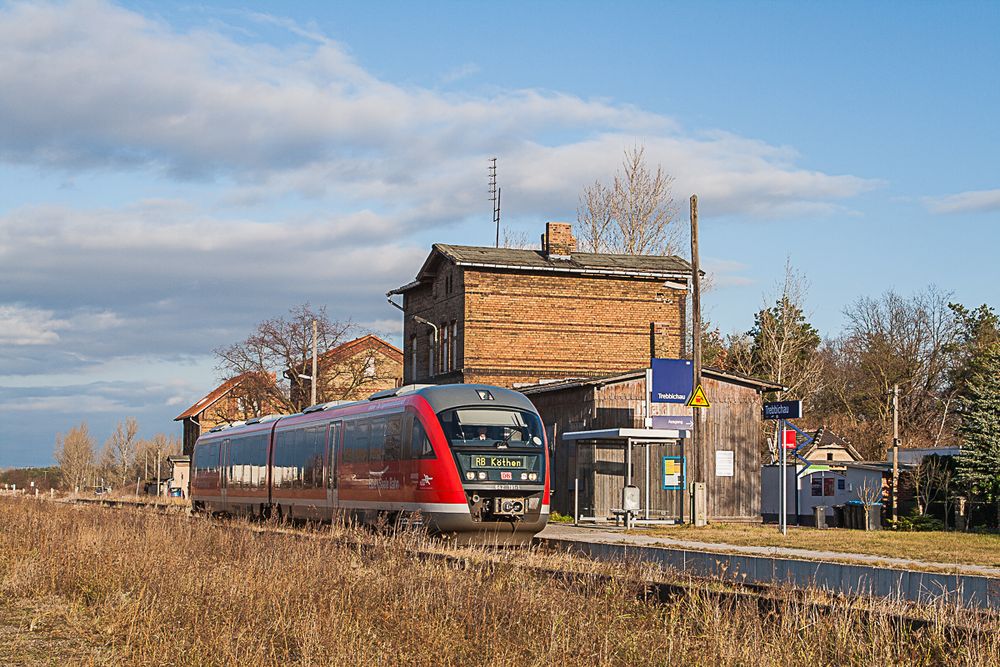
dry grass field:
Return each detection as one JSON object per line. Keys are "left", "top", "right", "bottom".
{"left": 637, "top": 523, "right": 1000, "bottom": 568}
{"left": 1, "top": 497, "right": 998, "bottom": 666}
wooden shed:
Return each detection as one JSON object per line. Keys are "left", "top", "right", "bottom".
{"left": 520, "top": 367, "right": 781, "bottom": 523}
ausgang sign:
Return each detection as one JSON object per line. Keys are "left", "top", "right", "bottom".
{"left": 762, "top": 400, "right": 802, "bottom": 420}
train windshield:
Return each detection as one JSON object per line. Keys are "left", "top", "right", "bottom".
{"left": 437, "top": 408, "right": 544, "bottom": 449}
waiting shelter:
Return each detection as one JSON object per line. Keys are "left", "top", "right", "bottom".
{"left": 561, "top": 426, "right": 689, "bottom": 527}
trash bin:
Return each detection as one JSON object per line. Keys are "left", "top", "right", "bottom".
{"left": 832, "top": 504, "right": 845, "bottom": 528}
{"left": 865, "top": 504, "right": 882, "bottom": 531}
{"left": 813, "top": 505, "right": 828, "bottom": 529}
{"left": 845, "top": 500, "right": 882, "bottom": 530}
{"left": 845, "top": 500, "right": 864, "bottom": 529}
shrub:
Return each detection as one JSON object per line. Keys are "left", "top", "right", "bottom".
{"left": 894, "top": 510, "right": 945, "bottom": 532}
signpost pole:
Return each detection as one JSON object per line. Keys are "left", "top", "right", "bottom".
{"left": 645, "top": 442, "right": 650, "bottom": 520}
{"left": 625, "top": 438, "right": 633, "bottom": 530}
{"left": 780, "top": 420, "right": 787, "bottom": 536}
{"left": 892, "top": 384, "right": 900, "bottom": 526}
{"left": 573, "top": 447, "right": 579, "bottom": 526}
{"left": 762, "top": 402, "right": 802, "bottom": 536}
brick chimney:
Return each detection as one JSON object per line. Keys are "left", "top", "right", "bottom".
{"left": 543, "top": 222, "right": 576, "bottom": 259}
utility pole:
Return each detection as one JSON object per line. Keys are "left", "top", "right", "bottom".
{"left": 689, "top": 195, "right": 703, "bottom": 519}
{"left": 892, "top": 384, "right": 900, "bottom": 525}
{"left": 311, "top": 319, "right": 318, "bottom": 406}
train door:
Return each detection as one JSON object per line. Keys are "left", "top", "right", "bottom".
{"left": 402, "top": 411, "right": 428, "bottom": 504}
{"left": 220, "top": 438, "right": 231, "bottom": 511}
{"left": 327, "top": 421, "right": 342, "bottom": 516}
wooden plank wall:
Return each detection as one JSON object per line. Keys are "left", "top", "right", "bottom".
{"left": 529, "top": 374, "right": 764, "bottom": 521}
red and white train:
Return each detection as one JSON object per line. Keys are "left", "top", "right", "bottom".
{"left": 191, "top": 383, "right": 550, "bottom": 544}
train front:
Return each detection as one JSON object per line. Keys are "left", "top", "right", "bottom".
{"left": 416, "top": 384, "right": 550, "bottom": 545}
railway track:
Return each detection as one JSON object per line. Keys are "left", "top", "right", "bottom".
{"left": 60, "top": 495, "right": 997, "bottom": 637}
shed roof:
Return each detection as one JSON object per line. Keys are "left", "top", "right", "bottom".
{"left": 517, "top": 366, "right": 783, "bottom": 395}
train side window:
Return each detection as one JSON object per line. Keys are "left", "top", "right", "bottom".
{"left": 273, "top": 430, "right": 298, "bottom": 489}
{"left": 253, "top": 434, "right": 268, "bottom": 488}
{"left": 384, "top": 415, "right": 403, "bottom": 461}
{"left": 292, "top": 428, "right": 306, "bottom": 488}
{"left": 303, "top": 425, "right": 325, "bottom": 488}
{"left": 369, "top": 418, "right": 386, "bottom": 465}
{"left": 345, "top": 420, "right": 370, "bottom": 464}
{"left": 229, "top": 437, "right": 244, "bottom": 489}
{"left": 193, "top": 441, "right": 221, "bottom": 477}
{"left": 411, "top": 419, "right": 435, "bottom": 460}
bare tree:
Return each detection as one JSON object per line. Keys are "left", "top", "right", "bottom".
{"left": 53, "top": 422, "right": 95, "bottom": 492}
{"left": 911, "top": 455, "right": 950, "bottom": 516}
{"left": 216, "top": 303, "right": 382, "bottom": 415}
{"left": 500, "top": 227, "right": 532, "bottom": 249}
{"left": 720, "top": 262, "right": 822, "bottom": 462}
{"left": 855, "top": 478, "right": 884, "bottom": 531}
{"left": 856, "top": 479, "right": 883, "bottom": 508}
{"left": 105, "top": 418, "right": 139, "bottom": 488}
{"left": 575, "top": 146, "right": 680, "bottom": 256}
{"left": 305, "top": 341, "right": 401, "bottom": 404}
{"left": 135, "top": 433, "right": 182, "bottom": 481}
{"left": 815, "top": 286, "right": 962, "bottom": 456}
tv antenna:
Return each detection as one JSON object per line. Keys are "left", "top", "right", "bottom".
{"left": 488, "top": 157, "right": 501, "bottom": 247}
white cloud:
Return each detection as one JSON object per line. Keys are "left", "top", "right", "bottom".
{"left": 0, "top": 304, "right": 64, "bottom": 345}
{"left": 440, "top": 62, "right": 481, "bottom": 84}
{"left": 0, "top": 1, "right": 887, "bottom": 464}
{"left": 0, "top": 1, "right": 877, "bottom": 220}
{"left": 703, "top": 258, "right": 754, "bottom": 288}
{"left": 922, "top": 188, "right": 1000, "bottom": 214}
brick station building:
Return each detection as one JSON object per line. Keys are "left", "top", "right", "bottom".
{"left": 388, "top": 222, "right": 693, "bottom": 387}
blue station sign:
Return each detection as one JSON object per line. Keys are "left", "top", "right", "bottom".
{"left": 762, "top": 400, "right": 802, "bottom": 420}
{"left": 650, "top": 358, "right": 693, "bottom": 404}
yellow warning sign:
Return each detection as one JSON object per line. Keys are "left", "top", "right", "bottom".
{"left": 686, "top": 384, "right": 710, "bottom": 408}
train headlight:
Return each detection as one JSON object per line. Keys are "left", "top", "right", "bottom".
{"left": 477, "top": 471, "right": 487, "bottom": 480}
{"left": 465, "top": 471, "right": 475, "bottom": 481}
{"left": 520, "top": 472, "right": 528, "bottom": 480}
{"left": 528, "top": 473, "right": 538, "bottom": 481}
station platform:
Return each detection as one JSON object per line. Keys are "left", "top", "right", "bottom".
{"left": 534, "top": 523, "right": 1000, "bottom": 609}
{"left": 536, "top": 523, "right": 1000, "bottom": 578}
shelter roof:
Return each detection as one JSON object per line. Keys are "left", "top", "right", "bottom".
{"left": 561, "top": 427, "right": 689, "bottom": 442}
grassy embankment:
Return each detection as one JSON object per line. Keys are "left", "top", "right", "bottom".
{"left": 636, "top": 523, "right": 1000, "bottom": 569}
{"left": 1, "top": 497, "right": 998, "bottom": 666}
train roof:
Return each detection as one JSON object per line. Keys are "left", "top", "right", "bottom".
{"left": 194, "top": 383, "right": 536, "bottom": 443}
{"left": 405, "top": 383, "right": 536, "bottom": 414}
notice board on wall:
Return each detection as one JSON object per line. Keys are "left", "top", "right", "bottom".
{"left": 715, "top": 450, "right": 734, "bottom": 477}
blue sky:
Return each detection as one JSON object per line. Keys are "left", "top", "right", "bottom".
{"left": 1, "top": 0, "right": 997, "bottom": 467}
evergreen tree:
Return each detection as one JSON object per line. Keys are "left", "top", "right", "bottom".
{"left": 956, "top": 346, "right": 1000, "bottom": 526}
